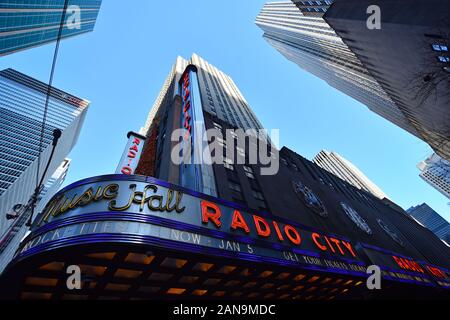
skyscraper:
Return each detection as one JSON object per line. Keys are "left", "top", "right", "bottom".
{"left": 137, "top": 54, "right": 266, "bottom": 196}
{"left": 255, "top": 1, "right": 419, "bottom": 138}
{"left": 141, "top": 54, "right": 264, "bottom": 136}
{"left": 407, "top": 203, "right": 450, "bottom": 243}
{"left": 291, "top": 0, "right": 333, "bottom": 17}
{"left": 322, "top": 0, "right": 450, "bottom": 161}
{"left": 256, "top": 0, "right": 450, "bottom": 161}
{"left": 35, "top": 158, "right": 71, "bottom": 214}
{"left": 313, "top": 150, "right": 387, "bottom": 199}
{"left": 417, "top": 153, "right": 450, "bottom": 200}
{"left": 0, "top": 0, "right": 102, "bottom": 56}
{"left": 0, "top": 68, "right": 90, "bottom": 247}
{"left": 0, "top": 158, "right": 71, "bottom": 273}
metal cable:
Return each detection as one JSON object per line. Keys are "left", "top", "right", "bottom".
{"left": 32, "top": 0, "right": 70, "bottom": 222}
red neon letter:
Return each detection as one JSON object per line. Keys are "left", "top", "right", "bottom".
{"left": 284, "top": 225, "right": 301, "bottom": 245}
{"left": 201, "top": 200, "right": 221, "bottom": 228}
{"left": 330, "top": 238, "right": 345, "bottom": 255}
{"left": 392, "top": 256, "right": 405, "bottom": 269}
{"left": 272, "top": 221, "right": 284, "bottom": 241}
{"left": 341, "top": 240, "right": 356, "bottom": 257}
{"left": 312, "top": 233, "right": 327, "bottom": 251}
{"left": 253, "top": 215, "right": 271, "bottom": 238}
{"left": 130, "top": 144, "right": 139, "bottom": 153}
{"left": 121, "top": 166, "right": 132, "bottom": 175}
{"left": 231, "top": 210, "right": 250, "bottom": 233}
{"left": 324, "top": 236, "right": 336, "bottom": 253}
{"left": 184, "top": 89, "right": 190, "bottom": 101}
{"left": 184, "top": 101, "right": 191, "bottom": 113}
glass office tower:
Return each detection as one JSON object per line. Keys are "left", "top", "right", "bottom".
{"left": 407, "top": 203, "right": 450, "bottom": 243}
{"left": 0, "top": 158, "right": 71, "bottom": 273}
{"left": 255, "top": 1, "right": 419, "bottom": 138}
{"left": 0, "top": 68, "right": 89, "bottom": 263}
{"left": 417, "top": 153, "right": 450, "bottom": 200}
{"left": 0, "top": 0, "right": 102, "bottom": 56}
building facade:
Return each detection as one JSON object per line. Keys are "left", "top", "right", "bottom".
{"left": 35, "top": 158, "right": 71, "bottom": 214}
{"left": 137, "top": 54, "right": 266, "bottom": 196}
{"left": 323, "top": 0, "right": 450, "bottom": 161}
{"left": 407, "top": 203, "right": 450, "bottom": 244}
{"left": 256, "top": 1, "right": 450, "bottom": 162}
{"left": 255, "top": 1, "right": 419, "bottom": 138}
{"left": 1, "top": 56, "right": 449, "bottom": 300}
{"left": 417, "top": 153, "right": 450, "bottom": 201}
{"left": 291, "top": 0, "right": 333, "bottom": 17}
{"left": 313, "top": 150, "right": 387, "bottom": 199}
{"left": 0, "top": 68, "right": 89, "bottom": 263}
{"left": 0, "top": 158, "right": 71, "bottom": 273}
{"left": 0, "top": 0, "right": 102, "bottom": 56}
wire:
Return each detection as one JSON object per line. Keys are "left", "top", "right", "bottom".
{"left": 31, "top": 0, "right": 70, "bottom": 224}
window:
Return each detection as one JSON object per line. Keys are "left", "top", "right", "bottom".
{"left": 229, "top": 181, "right": 242, "bottom": 192}
{"left": 437, "top": 56, "right": 450, "bottom": 63}
{"left": 280, "top": 158, "right": 288, "bottom": 166}
{"left": 223, "top": 157, "right": 234, "bottom": 170}
{"left": 217, "top": 136, "right": 225, "bottom": 147}
{"left": 252, "top": 190, "right": 265, "bottom": 201}
{"left": 236, "top": 146, "right": 245, "bottom": 157}
{"left": 243, "top": 165, "right": 255, "bottom": 179}
{"left": 432, "top": 44, "right": 448, "bottom": 52}
{"left": 213, "top": 122, "right": 222, "bottom": 131}
{"left": 444, "top": 66, "right": 450, "bottom": 73}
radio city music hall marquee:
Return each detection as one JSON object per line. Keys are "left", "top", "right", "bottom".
{"left": 18, "top": 175, "right": 450, "bottom": 287}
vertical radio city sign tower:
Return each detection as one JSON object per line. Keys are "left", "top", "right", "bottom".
{"left": 133, "top": 54, "right": 268, "bottom": 197}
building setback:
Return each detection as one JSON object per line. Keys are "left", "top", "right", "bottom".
{"left": 0, "top": 69, "right": 89, "bottom": 272}
{"left": 0, "top": 0, "right": 102, "bottom": 56}
{"left": 313, "top": 150, "right": 387, "bottom": 199}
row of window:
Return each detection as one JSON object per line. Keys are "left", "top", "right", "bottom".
{"left": 432, "top": 44, "right": 448, "bottom": 52}
{"left": 280, "top": 155, "right": 378, "bottom": 210}
{"left": 198, "top": 60, "right": 260, "bottom": 130}
{"left": 431, "top": 43, "right": 450, "bottom": 73}
{"left": 224, "top": 159, "right": 267, "bottom": 211}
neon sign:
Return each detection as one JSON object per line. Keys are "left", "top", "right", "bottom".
{"left": 116, "top": 132, "right": 146, "bottom": 175}
{"left": 182, "top": 71, "right": 192, "bottom": 141}
{"left": 392, "top": 255, "right": 424, "bottom": 273}
{"left": 36, "top": 176, "right": 360, "bottom": 263}
{"left": 21, "top": 175, "right": 450, "bottom": 288}
{"left": 199, "top": 200, "right": 356, "bottom": 258}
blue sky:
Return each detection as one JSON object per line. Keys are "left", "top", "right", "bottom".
{"left": 1, "top": 0, "right": 448, "bottom": 221}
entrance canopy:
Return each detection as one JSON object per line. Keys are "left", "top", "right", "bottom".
{"left": 1, "top": 175, "right": 449, "bottom": 299}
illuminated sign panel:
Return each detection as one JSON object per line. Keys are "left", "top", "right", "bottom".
{"left": 178, "top": 66, "right": 217, "bottom": 196}
{"left": 362, "top": 244, "right": 450, "bottom": 287}
{"left": 19, "top": 175, "right": 449, "bottom": 288}
{"left": 182, "top": 71, "right": 193, "bottom": 140}
{"left": 116, "top": 132, "right": 146, "bottom": 175}
{"left": 24, "top": 175, "right": 367, "bottom": 276}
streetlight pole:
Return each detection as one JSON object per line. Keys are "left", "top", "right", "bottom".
{"left": 26, "top": 128, "right": 62, "bottom": 227}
